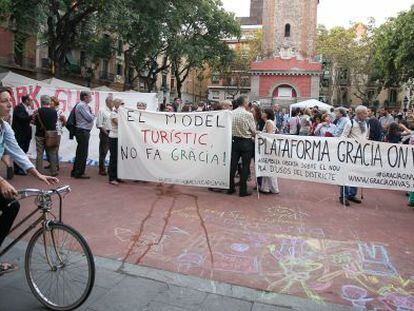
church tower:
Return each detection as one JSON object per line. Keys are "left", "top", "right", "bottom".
{"left": 249, "top": 0, "right": 321, "bottom": 106}
{"left": 262, "top": 0, "right": 319, "bottom": 58}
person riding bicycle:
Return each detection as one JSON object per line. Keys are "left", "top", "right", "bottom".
{"left": 0, "top": 87, "right": 59, "bottom": 276}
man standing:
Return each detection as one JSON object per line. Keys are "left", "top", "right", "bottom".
{"left": 272, "top": 104, "right": 284, "bottom": 131}
{"left": 33, "top": 95, "right": 58, "bottom": 176}
{"left": 96, "top": 96, "right": 113, "bottom": 175}
{"left": 228, "top": 96, "right": 256, "bottom": 197}
{"left": 379, "top": 108, "right": 394, "bottom": 132}
{"left": 339, "top": 105, "right": 370, "bottom": 206}
{"left": 367, "top": 108, "right": 383, "bottom": 142}
{"left": 71, "top": 91, "right": 95, "bottom": 179}
{"left": 12, "top": 95, "right": 33, "bottom": 176}
{"left": 332, "top": 107, "right": 350, "bottom": 137}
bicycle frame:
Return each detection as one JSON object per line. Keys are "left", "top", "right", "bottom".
{"left": 0, "top": 188, "right": 65, "bottom": 258}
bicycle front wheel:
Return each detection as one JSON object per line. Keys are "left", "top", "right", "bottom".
{"left": 25, "top": 222, "right": 95, "bottom": 311}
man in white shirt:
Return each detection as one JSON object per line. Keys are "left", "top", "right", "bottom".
{"left": 96, "top": 96, "right": 113, "bottom": 175}
{"left": 339, "top": 105, "right": 369, "bottom": 206}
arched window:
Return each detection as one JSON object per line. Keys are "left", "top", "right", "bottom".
{"left": 284, "top": 24, "right": 291, "bottom": 37}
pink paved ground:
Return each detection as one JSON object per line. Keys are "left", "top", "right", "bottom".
{"left": 8, "top": 164, "right": 414, "bottom": 310}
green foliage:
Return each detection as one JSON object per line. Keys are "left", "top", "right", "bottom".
{"left": 317, "top": 21, "right": 382, "bottom": 105}
{"left": 374, "top": 5, "right": 414, "bottom": 87}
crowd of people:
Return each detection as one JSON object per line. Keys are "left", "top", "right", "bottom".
{"left": 3, "top": 90, "right": 414, "bottom": 206}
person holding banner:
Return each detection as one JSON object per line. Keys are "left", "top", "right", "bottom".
{"left": 108, "top": 99, "right": 124, "bottom": 186}
{"left": 259, "top": 109, "right": 279, "bottom": 194}
{"left": 228, "top": 96, "right": 256, "bottom": 197}
{"left": 339, "top": 105, "right": 370, "bottom": 206}
{"left": 71, "top": 91, "right": 95, "bottom": 179}
{"left": 96, "top": 96, "right": 113, "bottom": 176}
{"left": 409, "top": 134, "right": 414, "bottom": 209}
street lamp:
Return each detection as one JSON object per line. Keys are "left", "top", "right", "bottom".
{"left": 403, "top": 96, "right": 409, "bottom": 120}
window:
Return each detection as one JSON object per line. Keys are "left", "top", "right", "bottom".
{"left": 278, "top": 86, "right": 293, "bottom": 98}
{"left": 170, "top": 78, "right": 175, "bottom": 89}
{"left": 389, "top": 89, "right": 398, "bottom": 105}
{"left": 211, "top": 74, "right": 220, "bottom": 85}
{"left": 117, "top": 40, "right": 123, "bottom": 56}
{"left": 80, "top": 51, "right": 86, "bottom": 67}
{"left": 284, "top": 24, "right": 291, "bottom": 38}
{"left": 117, "top": 64, "right": 123, "bottom": 76}
{"left": 211, "top": 91, "right": 220, "bottom": 100}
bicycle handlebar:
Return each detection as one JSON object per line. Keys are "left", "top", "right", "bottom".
{"left": 17, "top": 185, "right": 71, "bottom": 198}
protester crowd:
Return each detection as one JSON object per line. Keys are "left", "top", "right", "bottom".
{"left": 3, "top": 89, "right": 414, "bottom": 209}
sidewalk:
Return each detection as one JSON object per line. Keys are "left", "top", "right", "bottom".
{"left": 0, "top": 241, "right": 353, "bottom": 311}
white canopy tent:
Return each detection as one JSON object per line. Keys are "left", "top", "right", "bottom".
{"left": 0, "top": 71, "right": 42, "bottom": 87}
{"left": 41, "top": 77, "right": 89, "bottom": 90}
{"left": 92, "top": 85, "right": 114, "bottom": 91}
{"left": 290, "top": 99, "right": 333, "bottom": 115}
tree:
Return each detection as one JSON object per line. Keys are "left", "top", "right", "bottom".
{"left": 317, "top": 22, "right": 381, "bottom": 106}
{"left": 7, "top": 0, "right": 106, "bottom": 75}
{"left": 213, "top": 30, "right": 262, "bottom": 99}
{"left": 374, "top": 5, "right": 414, "bottom": 91}
{"left": 168, "top": 0, "right": 240, "bottom": 99}
{"left": 109, "top": 0, "right": 174, "bottom": 91}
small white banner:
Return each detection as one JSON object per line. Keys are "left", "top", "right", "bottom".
{"left": 256, "top": 133, "right": 414, "bottom": 192}
{"left": 118, "top": 109, "right": 232, "bottom": 188}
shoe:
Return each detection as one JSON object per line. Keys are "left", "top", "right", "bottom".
{"left": 348, "top": 197, "right": 362, "bottom": 204}
{"left": 6, "top": 167, "right": 14, "bottom": 180}
{"left": 408, "top": 203, "right": 414, "bottom": 208}
{"left": 44, "top": 165, "right": 51, "bottom": 169}
{"left": 227, "top": 189, "right": 236, "bottom": 195}
{"left": 339, "top": 198, "right": 350, "bottom": 206}
{"left": 109, "top": 180, "right": 119, "bottom": 186}
{"left": 239, "top": 192, "right": 252, "bottom": 197}
{"left": 99, "top": 170, "right": 107, "bottom": 176}
{"left": 259, "top": 190, "right": 271, "bottom": 195}
{"left": 117, "top": 179, "right": 125, "bottom": 183}
{"left": 73, "top": 175, "right": 91, "bottom": 179}
{"left": 0, "top": 263, "right": 18, "bottom": 276}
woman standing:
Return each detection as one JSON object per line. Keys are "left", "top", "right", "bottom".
{"left": 314, "top": 113, "right": 337, "bottom": 137}
{"left": 259, "top": 109, "right": 279, "bottom": 194}
{"left": 385, "top": 122, "right": 411, "bottom": 144}
{"left": 299, "top": 108, "right": 312, "bottom": 136}
{"left": 108, "top": 99, "right": 124, "bottom": 186}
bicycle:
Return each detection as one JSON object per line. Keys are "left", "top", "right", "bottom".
{"left": 0, "top": 185, "right": 95, "bottom": 311}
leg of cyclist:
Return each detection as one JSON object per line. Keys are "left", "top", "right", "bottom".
{"left": 0, "top": 194, "right": 20, "bottom": 275}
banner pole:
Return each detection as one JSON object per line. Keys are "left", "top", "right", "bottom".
{"left": 342, "top": 186, "right": 347, "bottom": 208}
{"left": 256, "top": 178, "right": 260, "bottom": 200}
{"left": 361, "top": 188, "right": 364, "bottom": 200}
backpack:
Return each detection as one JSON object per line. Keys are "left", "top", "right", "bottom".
{"left": 66, "top": 104, "right": 79, "bottom": 140}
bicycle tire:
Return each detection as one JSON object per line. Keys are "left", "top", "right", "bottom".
{"left": 25, "top": 222, "right": 95, "bottom": 311}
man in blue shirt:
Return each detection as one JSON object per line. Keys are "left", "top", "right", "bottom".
{"left": 332, "top": 107, "right": 350, "bottom": 137}
{"left": 0, "top": 87, "right": 58, "bottom": 275}
{"left": 71, "top": 91, "right": 95, "bottom": 179}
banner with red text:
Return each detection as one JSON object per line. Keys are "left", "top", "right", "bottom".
{"left": 9, "top": 84, "right": 158, "bottom": 165}
{"left": 118, "top": 109, "right": 232, "bottom": 188}
{"left": 256, "top": 133, "right": 414, "bottom": 192}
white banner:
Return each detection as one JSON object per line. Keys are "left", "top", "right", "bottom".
{"left": 9, "top": 84, "right": 158, "bottom": 165}
{"left": 256, "top": 133, "right": 414, "bottom": 192}
{"left": 118, "top": 109, "right": 232, "bottom": 188}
